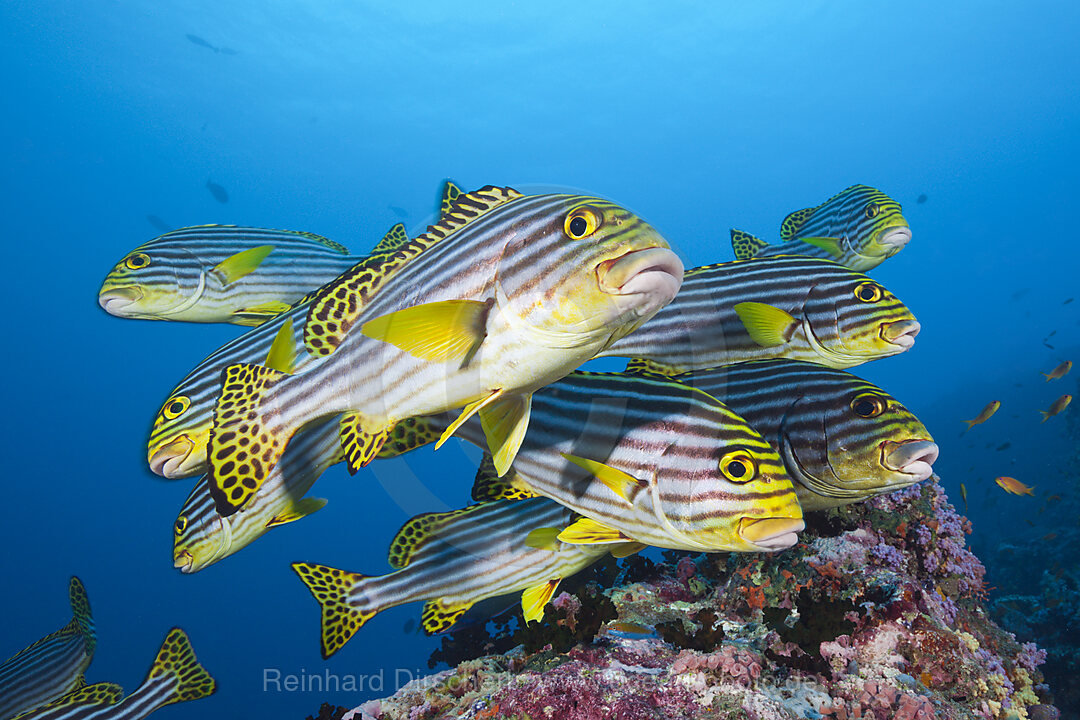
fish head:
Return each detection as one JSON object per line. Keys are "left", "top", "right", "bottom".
{"left": 802, "top": 185, "right": 909, "bottom": 267}
{"left": 173, "top": 481, "right": 234, "bottom": 573}
{"left": 494, "top": 196, "right": 683, "bottom": 351}
{"left": 98, "top": 241, "right": 206, "bottom": 319}
{"left": 148, "top": 392, "right": 209, "bottom": 478}
{"left": 801, "top": 264, "right": 919, "bottom": 367}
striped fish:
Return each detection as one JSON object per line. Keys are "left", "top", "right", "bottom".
{"left": 97, "top": 226, "right": 363, "bottom": 326}
{"left": 598, "top": 256, "right": 919, "bottom": 373}
{"left": 0, "top": 578, "right": 96, "bottom": 719}
{"left": 207, "top": 186, "right": 682, "bottom": 515}
{"left": 632, "top": 360, "right": 939, "bottom": 511}
{"left": 292, "top": 497, "right": 614, "bottom": 657}
{"left": 730, "top": 185, "right": 910, "bottom": 271}
{"left": 12, "top": 629, "right": 215, "bottom": 719}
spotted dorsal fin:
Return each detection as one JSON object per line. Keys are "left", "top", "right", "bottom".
{"left": 303, "top": 185, "right": 523, "bottom": 357}
{"left": 470, "top": 454, "right": 537, "bottom": 502}
{"left": 439, "top": 180, "right": 463, "bottom": 217}
{"left": 387, "top": 505, "right": 487, "bottom": 569}
{"left": 730, "top": 229, "right": 769, "bottom": 260}
{"left": 624, "top": 358, "right": 679, "bottom": 377}
{"left": 290, "top": 231, "right": 349, "bottom": 254}
{"left": 780, "top": 204, "right": 822, "bottom": 241}
{"left": 368, "top": 223, "right": 409, "bottom": 255}
{"left": 68, "top": 576, "right": 95, "bottom": 656}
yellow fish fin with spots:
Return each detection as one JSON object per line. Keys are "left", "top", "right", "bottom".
{"left": 305, "top": 186, "right": 521, "bottom": 357}
{"left": 561, "top": 453, "right": 646, "bottom": 504}
{"left": 780, "top": 204, "right": 822, "bottom": 241}
{"left": 480, "top": 393, "right": 532, "bottom": 476}
{"left": 67, "top": 576, "right": 95, "bottom": 655}
{"left": 387, "top": 505, "right": 487, "bottom": 569}
{"left": 377, "top": 416, "right": 442, "bottom": 458}
{"left": 436, "top": 389, "right": 505, "bottom": 450}
{"left": 730, "top": 229, "right": 769, "bottom": 260}
{"left": 211, "top": 245, "right": 275, "bottom": 286}
{"left": 624, "top": 358, "right": 680, "bottom": 377}
{"left": 234, "top": 301, "right": 293, "bottom": 325}
{"left": 521, "top": 579, "right": 561, "bottom": 624}
{"left": 524, "top": 527, "right": 563, "bottom": 552}
{"left": 471, "top": 455, "right": 536, "bottom": 502}
{"left": 266, "top": 497, "right": 327, "bottom": 528}
{"left": 361, "top": 298, "right": 492, "bottom": 364}
{"left": 264, "top": 317, "right": 297, "bottom": 373}
{"left": 421, "top": 599, "right": 473, "bottom": 634}
{"left": 733, "top": 302, "right": 798, "bottom": 347}
{"left": 291, "top": 563, "right": 376, "bottom": 659}
{"left": 144, "top": 628, "right": 216, "bottom": 706}
{"left": 21, "top": 682, "right": 124, "bottom": 715}
{"left": 610, "top": 542, "right": 648, "bottom": 558}
{"left": 368, "top": 223, "right": 409, "bottom": 255}
{"left": 338, "top": 412, "right": 391, "bottom": 475}
{"left": 208, "top": 363, "right": 290, "bottom": 516}
{"left": 795, "top": 236, "right": 845, "bottom": 258}
{"left": 439, "top": 180, "right": 463, "bottom": 217}
{"left": 291, "top": 231, "right": 349, "bottom": 254}
{"left": 557, "top": 517, "right": 632, "bottom": 545}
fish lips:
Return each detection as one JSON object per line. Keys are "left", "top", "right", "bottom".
{"left": 880, "top": 319, "right": 921, "bottom": 350}
{"left": 596, "top": 247, "right": 684, "bottom": 313}
{"left": 737, "top": 516, "right": 805, "bottom": 551}
{"left": 881, "top": 439, "right": 939, "bottom": 482}
{"left": 878, "top": 226, "right": 912, "bottom": 254}
{"left": 149, "top": 435, "right": 199, "bottom": 478}
{"left": 173, "top": 549, "right": 195, "bottom": 573}
{"left": 98, "top": 285, "right": 143, "bottom": 315}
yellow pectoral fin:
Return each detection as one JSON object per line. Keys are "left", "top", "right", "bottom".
{"left": 561, "top": 453, "right": 646, "bottom": 504}
{"left": 480, "top": 393, "right": 532, "bottom": 476}
{"left": 557, "top": 517, "right": 631, "bottom": 545}
{"left": 796, "top": 236, "right": 845, "bottom": 258}
{"left": 610, "top": 542, "right": 647, "bottom": 558}
{"left": 521, "top": 579, "right": 561, "bottom": 624}
{"left": 264, "top": 317, "right": 297, "bottom": 372}
{"left": 435, "top": 390, "right": 505, "bottom": 450}
{"left": 212, "top": 245, "right": 275, "bottom": 285}
{"left": 733, "top": 302, "right": 798, "bottom": 347}
{"left": 360, "top": 299, "right": 491, "bottom": 364}
{"left": 266, "top": 497, "right": 328, "bottom": 528}
{"left": 524, "top": 527, "right": 563, "bottom": 552}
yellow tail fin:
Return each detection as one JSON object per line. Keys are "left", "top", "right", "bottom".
{"left": 145, "top": 628, "right": 216, "bottom": 707}
{"left": 292, "top": 563, "right": 376, "bottom": 659}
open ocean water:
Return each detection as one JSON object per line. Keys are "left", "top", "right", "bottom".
{"left": 1, "top": 1, "right": 1078, "bottom": 718}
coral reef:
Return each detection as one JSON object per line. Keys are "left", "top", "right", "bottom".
{"left": 344, "top": 479, "right": 1058, "bottom": 720}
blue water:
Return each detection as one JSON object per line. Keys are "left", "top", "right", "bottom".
{"left": 2, "top": 2, "right": 1078, "bottom": 717}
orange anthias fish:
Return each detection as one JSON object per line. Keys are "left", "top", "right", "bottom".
{"left": 995, "top": 476, "right": 1034, "bottom": 496}
{"left": 964, "top": 400, "right": 1000, "bottom": 431}
{"left": 1042, "top": 360, "right": 1073, "bottom": 382}
{"left": 1040, "top": 394, "right": 1072, "bottom": 423}
{"left": 960, "top": 483, "right": 969, "bottom": 513}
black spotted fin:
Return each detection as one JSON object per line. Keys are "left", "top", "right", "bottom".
{"left": 732, "top": 302, "right": 798, "bottom": 347}
{"left": 610, "top": 542, "right": 647, "bottom": 558}
{"left": 624, "top": 358, "right": 680, "bottom": 377}
{"left": 562, "top": 453, "right": 647, "bottom": 505}
{"left": 524, "top": 527, "right": 563, "bottom": 552}
{"left": 377, "top": 416, "right": 442, "bottom": 458}
{"left": 338, "top": 412, "right": 391, "bottom": 474}
{"left": 234, "top": 301, "right": 294, "bottom": 326}
{"left": 470, "top": 454, "right": 537, "bottom": 502}
{"left": 16, "top": 682, "right": 124, "bottom": 716}
{"left": 211, "top": 245, "right": 275, "bottom": 286}
{"left": 68, "top": 576, "right": 95, "bottom": 656}
{"left": 361, "top": 298, "right": 492, "bottom": 365}
{"left": 794, "top": 236, "right": 845, "bottom": 258}
{"left": 304, "top": 185, "right": 522, "bottom": 358}
{"left": 439, "top": 180, "right": 463, "bottom": 217}
{"left": 730, "top": 229, "right": 770, "bottom": 260}
{"left": 291, "top": 563, "right": 376, "bottom": 659}
{"left": 144, "top": 628, "right": 216, "bottom": 707}
{"left": 368, "top": 223, "right": 409, "bottom": 255}
{"left": 387, "top": 505, "right": 487, "bottom": 570}
{"left": 780, "top": 203, "right": 822, "bottom": 241}
{"left": 521, "top": 579, "right": 561, "bottom": 624}
{"left": 264, "top": 317, "right": 297, "bottom": 373}
{"left": 291, "top": 231, "right": 349, "bottom": 254}
{"left": 266, "top": 497, "right": 327, "bottom": 528}
{"left": 557, "top": 517, "right": 632, "bottom": 545}
{"left": 421, "top": 598, "right": 473, "bottom": 634}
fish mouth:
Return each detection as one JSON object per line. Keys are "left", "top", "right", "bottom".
{"left": 882, "top": 439, "right": 939, "bottom": 482}
{"left": 737, "top": 516, "right": 805, "bottom": 551}
{"left": 149, "top": 436, "right": 198, "bottom": 478}
{"left": 98, "top": 286, "right": 143, "bottom": 315}
{"left": 880, "top": 319, "right": 920, "bottom": 350}
{"left": 173, "top": 549, "right": 195, "bottom": 574}
{"left": 596, "top": 247, "right": 684, "bottom": 310}
{"left": 877, "top": 226, "right": 912, "bottom": 255}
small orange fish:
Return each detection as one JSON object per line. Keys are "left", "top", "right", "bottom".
{"left": 1041, "top": 532, "right": 1059, "bottom": 542}
{"left": 964, "top": 401, "right": 1000, "bottom": 431}
{"left": 995, "top": 476, "right": 1034, "bottom": 496}
{"left": 1042, "top": 360, "right": 1072, "bottom": 381}
{"left": 1040, "top": 394, "right": 1072, "bottom": 422}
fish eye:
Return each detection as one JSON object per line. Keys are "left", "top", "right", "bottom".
{"left": 864, "top": 203, "right": 880, "bottom": 219}
{"left": 125, "top": 253, "right": 151, "bottom": 270}
{"left": 564, "top": 206, "right": 602, "bottom": 240}
{"left": 854, "top": 282, "right": 883, "bottom": 303}
{"left": 174, "top": 517, "right": 188, "bottom": 535}
{"left": 850, "top": 392, "right": 886, "bottom": 418}
{"left": 162, "top": 396, "right": 190, "bottom": 420}
{"left": 719, "top": 450, "right": 757, "bottom": 483}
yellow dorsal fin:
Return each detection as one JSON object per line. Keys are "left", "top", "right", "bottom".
{"left": 421, "top": 599, "right": 472, "bottom": 634}
{"left": 795, "top": 236, "right": 845, "bottom": 258}
{"left": 264, "top": 317, "right": 297, "bottom": 372}
{"left": 266, "top": 497, "right": 327, "bottom": 528}
{"left": 369, "top": 223, "right": 409, "bottom": 254}
{"left": 624, "top": 358, "right": 679, "bottom": 377}
{"left": 377, "top": 415, "right": 442, "bottom": 458}
{"left": 145, "top": 628, "right": 216, "bottom": 706}
{"left": 211, "top": 245, "right": 275, "bottom": 285}
{"left": 562, "top": 453, "right": 647, "bottom": 504}
{"left": 387, "top": 506, "right": 485, "bottom": 569}
{"left": 480, "top": 393, "right": 532, "bottom": 476}
{"left": 361, "top": 298, "right": 491, "bottom": 364}
{"left": 521, "top": 579, "right": 561, "bottom": 624}
{"left": 439, "top": 180, "right": 463, "bottom": 217}
{"left": 304, "top": 185, "right": 521, "bottom": 357}
{"left": 730, "top": 229, "right": 770, "bottom": 260}
{"left": 610, "top": 542, "right": 647, "bottom": 558}
{"left": 524, "top": 527, "right": 563, "bottom": 552}
{"left": 435, "top": 389, "right": 505, "bottom": 450}
{"left": 291, "top": 230, "right": 349, "bottom": 254}
{"left": 471, "top": 454, "right": 536, "bottom": 502}
{"left": 732, "top": 302, "right": 798, "bottom": 347}
{"left": 780, "top": 204, "right": 821, "bottom": 241}
{"left": 557, "top": 517, "right": 632, "bottom": 545}
{"left": 338, "top": 412, "right": 391, "bottom": 474}
{"left": 291, "top": 563, "right": 376, "bottom": 659}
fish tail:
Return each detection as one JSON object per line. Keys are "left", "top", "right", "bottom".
{"left": 1042, "top": 373, "right": 1051, "bottom": 381}
{"left": 208, "top": 363, "right": 291, "bottom": 516}
{"left": 962, "top": 419, "right": 976, "bottom": 432}
{"left": 142, "top": 628, "right": 216, "bottom": 708}
{"left": 1039, "top": 410, "right": 1050, "bottom": 423}
{"left": 291, "top": 562, "right": 377, "bottom": 659}
{"left": 68, "top": 576, "right": 96, "bottom": 655}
